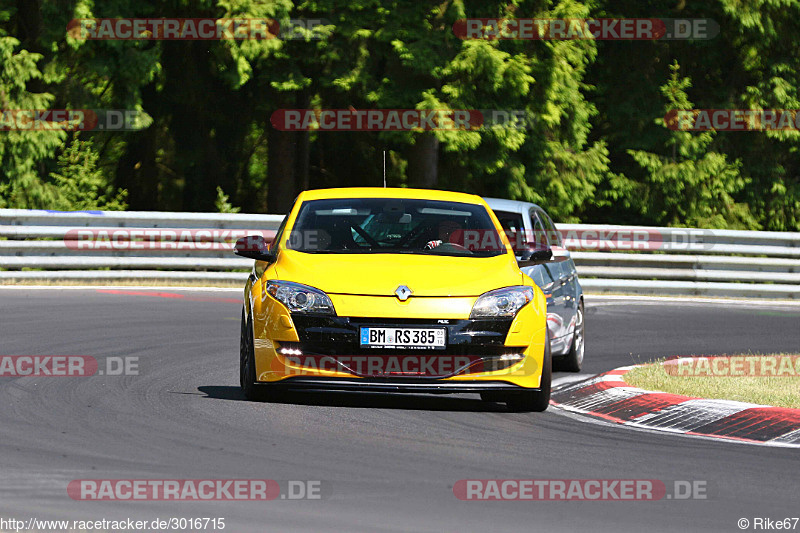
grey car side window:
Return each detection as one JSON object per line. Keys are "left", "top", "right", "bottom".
{"left": 532, "top": 208, "right": 561, "bottom": 247}
{"left": 531, "top": 209, "right": 566, "bottom": 281}
{"left": 529, "top": 212, "right": 548, "bottom": 250}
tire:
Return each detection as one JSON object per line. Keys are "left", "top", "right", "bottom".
{"left": 240, "top": 309, "right": 262, "bottom": 401}
{"left": 480, "top": 391, "right": 503, "bottom": 402}
{"left": 504, "top": 330, "right": 552, "bottom": 412}
{"left": 240, "top": 309, "right": 285, "bottom": 402}
{"left": 560, "top": 300, "right": 584, "bottom": 373}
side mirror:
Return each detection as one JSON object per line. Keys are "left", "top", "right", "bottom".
{"left": 234, "top": 235, "right": 277, "bottom": 262}
{"left": 550, "top": 246, "right": 571, "bottom": 262}
{"left": 518, "top": 248, "right": 552, "bottom": 267}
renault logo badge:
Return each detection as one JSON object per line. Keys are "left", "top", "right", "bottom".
{"left": 395, "top": 285, "right": 413, "bottom": 301}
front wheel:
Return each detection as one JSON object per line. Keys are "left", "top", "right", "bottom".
{"left": 240, "top": 309, "right": 285, "bottom": 402}
{"left": 504, "top": 330, "right": 552, "bottom": 412}
{"left": 240, "top": 309, "right": 262, "bottom": 401}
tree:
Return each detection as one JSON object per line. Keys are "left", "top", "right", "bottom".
{"left": 627, "top": 62, "right": 755, "bottom": 228}
{"left": 0, "top": 36, "right": 64, "bottom": 208}
{"left": 48, "top": 133, "right": 128, "bottom": 210}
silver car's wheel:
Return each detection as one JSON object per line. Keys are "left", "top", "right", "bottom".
{"left": 561, "top": 301, "right": 584, "bottom": 373}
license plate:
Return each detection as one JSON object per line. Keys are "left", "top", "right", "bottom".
{"left": 360, "top": 327, "right": 446, "bottom": 349}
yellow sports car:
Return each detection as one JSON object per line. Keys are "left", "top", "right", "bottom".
{"left": 235, "top": 187, "right": 556, "bottom": 411}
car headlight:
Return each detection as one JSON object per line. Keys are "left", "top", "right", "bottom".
{"left": 470, "top": 286, "right": 535, "bottom": 319}
{"left": 265, "top": 280, "right": 336, "bottom": 315}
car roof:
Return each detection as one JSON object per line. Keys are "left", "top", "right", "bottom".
{"left": 299, "top": 187, "right": 485, "bottom": 205}
{"left": 482, "top": 197, "right": 544, "bottom": 214}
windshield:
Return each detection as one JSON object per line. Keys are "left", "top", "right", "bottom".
{"left": 287, "top": 198, "right": 507, "bottom": 257}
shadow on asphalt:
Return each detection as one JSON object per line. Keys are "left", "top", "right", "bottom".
{"left": 197, "top": 385, "right": 510, "bottom": 412}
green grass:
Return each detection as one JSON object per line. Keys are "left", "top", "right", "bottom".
{"left": 624, "top": 355, "right": 800, "bottom": 409}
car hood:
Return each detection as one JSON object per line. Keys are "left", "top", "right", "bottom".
{"left": 275, "top": 249, "right": 523, "bottom": 297}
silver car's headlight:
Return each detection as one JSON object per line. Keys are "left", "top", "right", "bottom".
{"left": 470, "top": 286, "right": 535, "bottom": 319}
{"left": 266, "top": 280, "right": 336, "bottom": 315}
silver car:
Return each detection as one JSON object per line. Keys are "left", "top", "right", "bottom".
{"left": 484, "top": 197, "right": 585, "bottom": 372}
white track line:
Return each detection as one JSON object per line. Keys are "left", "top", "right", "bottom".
{"left": 586, "top": 294, "right": 800, "bottom": 308}
{"left": 549, "top": 403, "right": 800, "bottom": 449}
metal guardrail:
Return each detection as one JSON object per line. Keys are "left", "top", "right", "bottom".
{"left": 1, "top": 209, "right": 798, "bottom": 298}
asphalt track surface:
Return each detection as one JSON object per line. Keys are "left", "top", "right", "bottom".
{"left": 1, "top": 289, "right": 799, "bottom": 532}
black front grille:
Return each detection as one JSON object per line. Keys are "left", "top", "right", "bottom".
{"left": 289, "top": 315, "right": 515, "bottom": 356}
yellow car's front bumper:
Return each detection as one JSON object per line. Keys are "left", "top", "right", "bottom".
{"left": 247, "top": 280, "right": 548, "bottom": 392}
